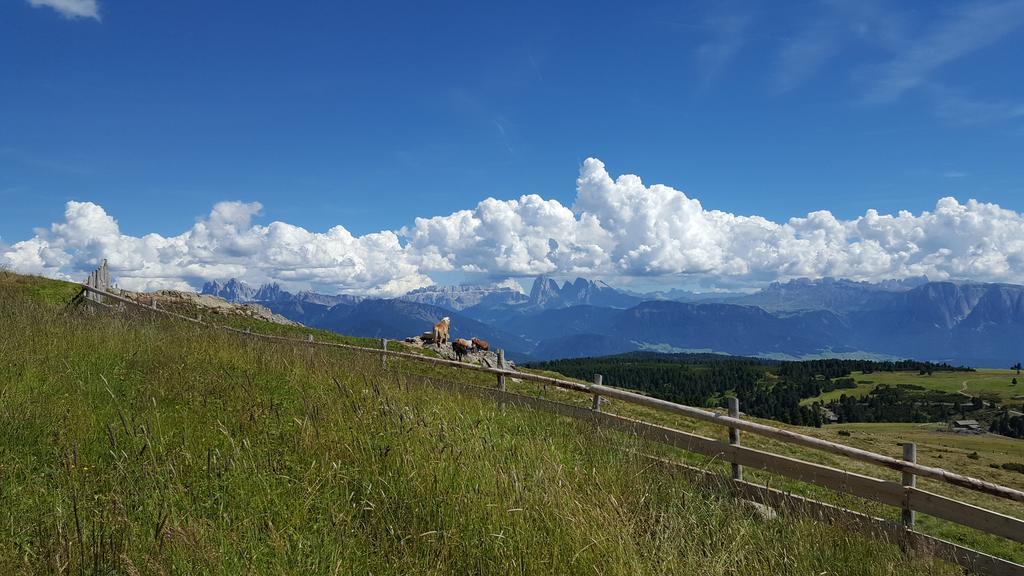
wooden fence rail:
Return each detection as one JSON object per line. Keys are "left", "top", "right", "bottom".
{"left": 589, "top": 383, "right": 1024, "bottom": 503}
{"left": 82, "top": 259, "right": 111, "bottom": 303}
{"left": 404, "top": 372, "right": 1024, "bottom": 576}
{"left": 77, "top": 282, "right": 1024, "bottom": 574}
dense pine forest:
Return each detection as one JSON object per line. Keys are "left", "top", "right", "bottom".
{"left": 827, "top": 384, "right": 977, "bottom": 423}
{"left": 991, "top": 413, "right": 1024, "bottom": 438}
{"left": 528, "top": 354, "right": 973, "bottom": 427}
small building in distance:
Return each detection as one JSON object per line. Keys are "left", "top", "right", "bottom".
{"left": 950, "top": 419, "right": 982, "bottom": 433}
{"left": 819, "top": 407, "right": 840, "bottom": 425}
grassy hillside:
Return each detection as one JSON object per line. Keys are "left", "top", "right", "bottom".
{"left": 0, "top": 271, "right": 960, "bottom": 574}
{"left": 130, "top": 288, "right": 431, "bottom": 355}
{"left": 512, "top": 370, "right": 1024, "bottom": 560}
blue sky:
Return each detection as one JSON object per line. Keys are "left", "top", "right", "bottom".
{"left": 3, "top": 0, "right": 1024, "bottom": 295}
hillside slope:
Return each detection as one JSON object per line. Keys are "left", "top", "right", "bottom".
{"left": 0, "top": 271, "right": 956, "bottom": 575}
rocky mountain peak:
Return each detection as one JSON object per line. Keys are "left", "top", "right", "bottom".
{"left": 253, "top": 282, "right": 284, "bottom": 302}
{"left": 529, "top": 276, "right": 564, "bottom": 307}
{"left": 526, "top": 276, "right": 640, "bottom": 309}
{"left": 201, "top": 278, "right": 360, "bottom": 308}
{"left": 201, "top": 278, "right": 256, "bottom": 302}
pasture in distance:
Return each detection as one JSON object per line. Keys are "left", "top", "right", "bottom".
{"left": 801, "top": 369, "right": 1023, "bottom": 407}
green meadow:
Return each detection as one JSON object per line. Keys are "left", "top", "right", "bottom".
{"left": 0, "top": 271, "right": 1014, "bottom": 573}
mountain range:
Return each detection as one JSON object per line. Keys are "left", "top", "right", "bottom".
{"left": 200, "top": 276, "right": 1024, "bottom": 367}
{"left": 400, "top": 280, "right": 528, "bottom": 311}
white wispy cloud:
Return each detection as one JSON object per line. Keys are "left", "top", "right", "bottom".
{"left": 863, "top": 0, "right": 1024, "bottom": 104}
{"left": 27, "top": 0, "right": 100, "bottom": 20}
{"left": 928, "top": 84, "right": 1024, "bottom": 125}
{"left": 695, "top": 12, "right": 753, "bottom": 92}
{"left": 4, "top": 159, "right": 1024, "bottom": 296}
{"left": 765, "top": 1, "right": 1024, "bottom": 124}
{"left": 771, "top": 21, "right": 839, "bottom": 93}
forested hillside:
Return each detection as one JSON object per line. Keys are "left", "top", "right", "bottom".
{"left": 529, "top": 354, "right": 975, "bottom": 427}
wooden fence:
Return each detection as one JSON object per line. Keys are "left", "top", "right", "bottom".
{"left": 77, "top": 282, "right": 1024, "bottom": 575}
{"left": 82, "top": 259, "right": 112, "bottom": 303}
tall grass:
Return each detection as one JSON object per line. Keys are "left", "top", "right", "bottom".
{"left": 0, "top": 275, "right": 957, "bottom": 574}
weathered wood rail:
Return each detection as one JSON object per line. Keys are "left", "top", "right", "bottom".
{"left": 82, "top": 259, "right": 112, "bottom": 303}
{"left": 78, "top": 282, "right": 1024, "bottom": 575}
{"left": 408, "top": 372, "right": 1024, "bottom": 576}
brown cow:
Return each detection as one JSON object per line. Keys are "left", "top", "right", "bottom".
{"left": 432, "top": 316, "right": 450, "bottom": 345}
{"left": 471, "top": 337, "right": 489, "bottom": 351}
{"left": 452, "top": 338, "right": 473, "bottom": 361}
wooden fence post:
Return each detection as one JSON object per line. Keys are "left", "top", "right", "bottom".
{"left": 99, "top": 259, "right": 109, "bottom": 292}
{"left": 728, "top": 397, "right": 743, "bottom": 481}
{"left": 497, "top": 349, "right": 506, "bottom": 391}
{"left": 307, "top": 334, "right": 314, "bottom": 342}
{"left": 496, "top": 349, "right": 507, "bottom": 411}
{"left": 902, "top": 442, "right": 917, "bottom": 529}
{"left": 592, "top": 374, "right": 603, "bottom": 411}
{"left": 381, "top": 339, "right": 388, "bottom": 369}
{"left": 85, "top": 266, "right": 99, "bottom": 303}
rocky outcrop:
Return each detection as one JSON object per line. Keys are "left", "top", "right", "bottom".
{"left": 403, "top": 333, "right": 514, "bottom": 369}
{"left": 125, "top": 290, "right": 299, "bottom": 326}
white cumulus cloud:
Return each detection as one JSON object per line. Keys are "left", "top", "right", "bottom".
{"left": 28, "top": 0, "right": 100, "bottom": 20}
{"left": 1, "top": 200, "right": 429, "bottom": 295}
{"left": 4, "top": 158, "right": 1024, "bottom": 296}
{"left": 405, "top": 158, "right": 1024, "bottom": 286}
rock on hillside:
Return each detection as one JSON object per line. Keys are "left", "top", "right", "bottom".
{"left": 124, "top": 290, "right": 299, "bottom": 326}
{"left": 403, "top": 333, "right": 514, "bottom": 370}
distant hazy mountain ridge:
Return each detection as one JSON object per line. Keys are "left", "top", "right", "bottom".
{"left": 724, "top": 276, "right": 931, "bottom": 312}
{"left": 201, "top": 279, "right": 361, "bottom": 308}
{"left": 200, "top": 276, "right": 1024, "bottom": 366}
{"left": 399, "top": 280, "right": 527, "bottom": 311}
{"left": 201, "top": 279, "right": 363, "bottom": 326}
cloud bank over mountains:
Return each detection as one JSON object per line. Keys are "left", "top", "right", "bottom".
{"left": 4, "top": 158, "right": 1023, "bottom": 296}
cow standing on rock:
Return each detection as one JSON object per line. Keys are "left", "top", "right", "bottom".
{"left": 432, "top": 316, "right": 450, "bottom": 345}
{"left": 452, "top": 338, "right": 473, "bottom": 361}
